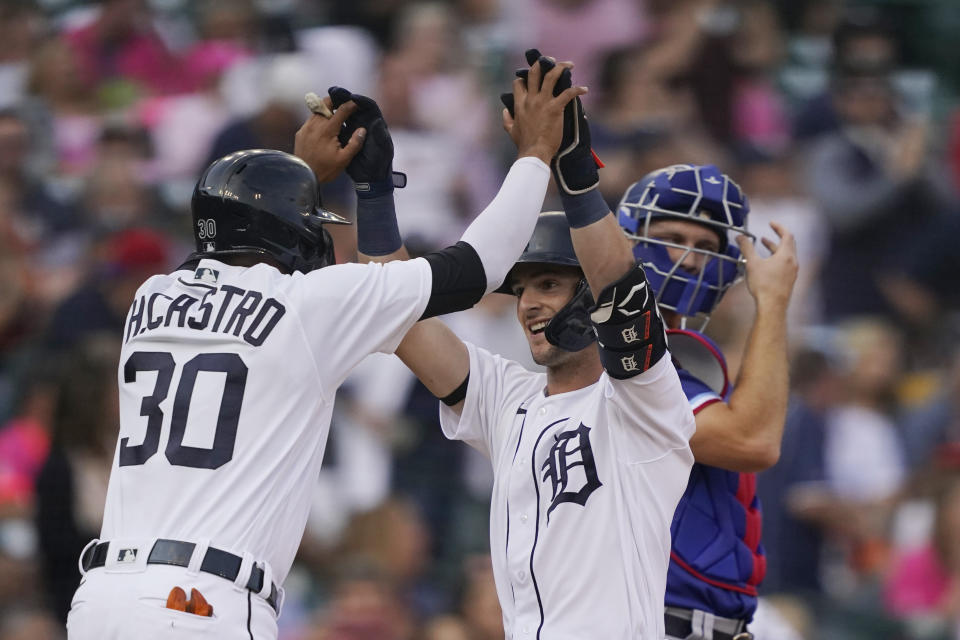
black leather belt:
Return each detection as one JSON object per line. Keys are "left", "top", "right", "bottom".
{"left": 81, "top": 539, "right": 279, "bottom": 613}
{"left": 665, "top": 608, "right": 752, "bottom": 640}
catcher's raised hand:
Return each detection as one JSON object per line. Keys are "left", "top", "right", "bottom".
{"left": 294, "top": 97, "right": 364, "bottom": 183}
{"left": 736, "top": 221, "right": 798, "bottom": 308}
{"left": 502, "top": 54, "right": 587, "bottom": 165}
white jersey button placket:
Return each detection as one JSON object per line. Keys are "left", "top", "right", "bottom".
{"left": 507, "top": 401, "right": 544, "bottom": 630}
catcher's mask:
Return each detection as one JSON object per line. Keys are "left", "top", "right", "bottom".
{"left": 497, "top": 211, "right": 595, "bottom": 352}
{"left": 189, "top": 149, "right": 349, "bottom": 274}
{"left": 617, "top": 164, "right": 752, "bottom": 330}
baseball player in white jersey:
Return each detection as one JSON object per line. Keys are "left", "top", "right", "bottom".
{"left": 66, "top": 67, "right": 587, "bottom": 639}
{"left": 355, "top": 52, "right": 696, "bottom": 639}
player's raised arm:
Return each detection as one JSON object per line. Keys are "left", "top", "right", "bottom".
{"left": 519, "top": 49, "right": 667, "bottom": 381}
{"left": 311, "top": 59, "right": 584, "bottom": 411}
{"left": 687, "top": 223, "right": 797, "bottom": 471}
{"left": 506, "top": 51, "right": 635, "bottom": 295}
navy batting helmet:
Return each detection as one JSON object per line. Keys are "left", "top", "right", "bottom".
{"left": 497, "top": 211, "right": 596, "bottom": 352}
{"left": 190, "top": 149, "right": 349, "bottom": 274}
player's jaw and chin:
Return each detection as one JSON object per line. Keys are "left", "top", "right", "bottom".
{"left": 529, "top": 335, "right": 582, "bottom": 368}
{"left": 513, "top": 267, "right": 589, "bottom": 369}
{"left": 522, "top": 316, "right": 569, "bottom": 367}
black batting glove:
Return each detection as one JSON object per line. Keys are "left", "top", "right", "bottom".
{"left": 500, "top": 49, "right": 601, "bottom": 195}
{"left": 328, "top": 86, "right": 406, "bottom": 196}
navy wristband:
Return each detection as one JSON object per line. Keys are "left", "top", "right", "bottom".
{"left": 354, "top": 178, "right": 395, "bottom": 199}
{"left": 559, "top": 188, "right": 609, "bottom": 228}
{"left": 357, "top": 192, "right": 402, "bottom": 256}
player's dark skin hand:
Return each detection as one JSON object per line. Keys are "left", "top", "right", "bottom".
{"left": 294, "top": 98, "right": 365, "bottom": 183}
{"left": 327, "top": 86, "right": 396, "bottom": 187}
{"left": 503, "top": 59, "right": 586, "bottom": 165}
{"left": 501, "top": 49, "right": 573, "bottom": 112}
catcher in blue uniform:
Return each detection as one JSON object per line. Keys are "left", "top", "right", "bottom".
{"left": 618, "top": 165, "right": 798, "bottom": 640}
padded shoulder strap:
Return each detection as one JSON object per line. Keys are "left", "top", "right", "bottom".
{"left": 667, "top": 329, "right": 729, "bottom": 397}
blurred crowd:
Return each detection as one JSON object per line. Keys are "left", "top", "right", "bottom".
{"left": 2, "top": 0, "right": 960, "bottom": 638}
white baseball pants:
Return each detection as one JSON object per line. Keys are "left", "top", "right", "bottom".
{"left": 67, "top": 561, "right": 278, "bottom": 639}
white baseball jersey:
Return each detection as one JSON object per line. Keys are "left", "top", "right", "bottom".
{"left": 101, "top": 256, "right": 431, "bottom": 585}
{"left": 440, "top": 342, "right": 696, "bottom": 640}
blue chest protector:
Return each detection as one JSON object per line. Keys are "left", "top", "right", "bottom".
{"left": 666, "top": 330, "right": 765, "bottom": 621}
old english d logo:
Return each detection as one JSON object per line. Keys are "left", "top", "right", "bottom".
{"left": 541, "top": 423, "right": 602, "bottom": 522}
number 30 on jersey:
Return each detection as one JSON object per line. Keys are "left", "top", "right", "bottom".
{"left": 120, "top": 351, "right": 246, "bottom": 470}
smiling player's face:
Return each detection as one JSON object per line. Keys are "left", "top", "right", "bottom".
{"left": 510, "top": 264, "right": 583, "bottom": 367}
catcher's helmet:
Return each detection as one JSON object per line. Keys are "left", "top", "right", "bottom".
{"left": 497, "top": 211, "right": 596, "bottom": 352}
{"left": 617, "top": 164, "right": 752, "bottom": 329}
{"left": 190, "top": 149, "right": 349, "bottom": 274}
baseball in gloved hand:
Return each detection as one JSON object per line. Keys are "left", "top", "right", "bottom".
{"left": 501, "top": 49, "right": 602, "bottom": 195}
{"left": 328, "top": 86, "right": 406, "bottom": 196}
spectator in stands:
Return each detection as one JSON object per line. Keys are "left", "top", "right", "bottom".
{"left": 827, "top": 319, "right": 906, "bottom": 505}
{"left": 885, "top": 476, "right": 960, "bottom": 635}
{"left": 204, "top": 92, "right": 301, "bottom": 167}
{"left": 0, "top": 109, "right": 80, "bottom": 239}
{"left": 377, "top": 3, "right": 499, "bottom": 248}
{"left": 804, "top": 62, "right": 954, "bottom": 320}
{"left": 81, "top": 124, "right": 176, "bottom": 233}
{"left": 45, "top": 227, "right": 169, "bottom": 349}
{"left": 0, "top": 361, "right": 57, "bottom": 637}
{"left": 878, "top": 206, "right": 960, "bottom": 331}
{"left": 735, "top": 146, "right": 828, "bottom": 330}
{"left": 900, "top": 348, "right": 960, "bottom": 472}
{"left": 305, "top": 559, "right": 415, "bottom": 640}
{"left": 0, "top": 0, "right": 44, "bottom": 110}
{"left": 0, "top": 200, "right": 41, "bottom": 359}
{"left": 145, "top": 4, "right": 251, "bottom": 184}
{"left": 0, "top": 608, "right": 63, "bottom": 640}
{"left": 25, "top": 37, "right": 102, "bottom": 177}
{"left": 35, "top": 336, "right": 118, "bottom": 623}
{"left": 335, "top": 496, "right": 440, "bottom": 621}
{"left": 0, "top": 359, "right": 58, "bottom": 508}
{"left": 531, "top": 0, "right": 648, "bottom": 93}
{"left": 817, "top": 319, "right": 907, "bottom": 598}
{"left": 794, "top": 6, "right": 899, "bottom": 141}
{"left": 62, "top": 0, "right": 188, "bottom": 98}
{"left": 759, "top": 347, "right": 839, "bottom": 598}
{"left": 423, "top": 554, "right": 503, "bottom": 640}
{"left": 728, "top": 0, "right": 790, "bottom": 152}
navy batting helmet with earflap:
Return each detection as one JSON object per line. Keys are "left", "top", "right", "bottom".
{"left": 190, "top": 149, "right": 349, "bottom": 274}
{"left": 497, "top": 212, "right": 596, "bottom": 352}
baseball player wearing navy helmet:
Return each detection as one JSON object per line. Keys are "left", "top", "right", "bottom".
{"left": 618, "top": 164, "right": 798, "bottom": 640}
{"left": 65, "top": 74, "right": 583, "bottom": 639}
{"left": 358, "top": 52, "right": 697, "bottom": 639}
